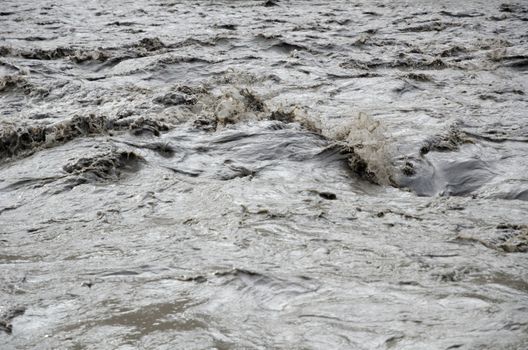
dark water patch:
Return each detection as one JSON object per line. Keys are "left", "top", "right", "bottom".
{"left": 263, "top": 18, "right": 288, "bottom": 24}
{"left": 340, "top": 57, "right": 449, "bottom": 70}
{"left": 269, "top": 109, "right": 296, "bottom": 123}
{"left": 130, "top": 37, "right": 166, "bottom": 52}
{"left": 338, "top": 59, "right": 372, "bottom": 70}
{"left": 18, "top": 47, "right": 78, "bottom": 60}
{"left": 462, "top": 123, "right": 528, "bottom": 143}
{"left": 439, "top": 10, "right": 482, "bottom": 18}
{"left": 62, "top": 150, "right": 143, "bottom": 183}
{"left": 102, "top": 270, "right": 141, "bottom": 277}
{"left": 292, "top": 23, "right": 332, "bottom": 33}
{"left": 193, "top": 117, "right": 218, "bottom": 132}
{"left": 494, "top": 88, "right": 524, "bottom": 95}
{"left": 164, "top": 166, "right": 202, "bottom": 178}
{"left": 0, "top": 204, "right": 20, "bottom": 215}
{"left": 346, "top": 151, "right": 381, "bottom": 185}
{"left": 128, "top": 117, "right": 170, "bottom": 137}
{"left": 167, "top": 38, "right": 217, "bottom": 49}
{"left": 217, "top": 161, "right": 257, "bottom": 180}
{"left": 502, "top": 58, "right": 528, "bottom": 71}
{"left": 457, "top": 224, "right": 528, "bottom": 253}
{"left": 271, "top": 109, "right": 321, "bottom": 134}
{"left": 396, "top": 158, "right": 437, "bottom": 196}
{"left": 29, "top": 112, "right": 58, "bottom": 120}
{"left": 392, "top": 81, "right": 422, "bottom": 95}
{"left": 0, "top": 74, "right": 32, "bottom": 94}
{"left": 116, "top": 140, "right": 176, "bottom": 158}
{"left": 209, "top": 131, "right": 259, "bottom": 145}
{"left": 0, "top": 115, "right": 108, "bottom": 161}
{"left": 0, "top": 63, "right": 50, "bottom": 96}
{"left": 494, "top": 224, "right": 528, "bottom": 252}
{"left": 420, "top": 124, "right": 471, "bottom": 155}
{"left": 153, "top": 92, "right": 197, "bottom": 106}
{"left": 20, "top": 36, "right": 56, "bottom": 42}
{"left": 175, "top": 84, "right": 209, "bottom": 96}
{"left": 239, "top": 89, "right": 265, "bottom": 112}
{"left": 176, "top": 274, "right": 207, "bottom": 283}
{"left": 263, "top": 0, "right": 279, "bottom": 7}
{"left": 46, "top": 114, "right": 110, "bottom": 139}
{"left": 0, "top": 124, "right": 48, "bottom": 161}
{"left": 499, "top": 3, "right": 528, "bottom": 14}
{"left": 318, "top": 191, "right": 337, "bottom": 200}
{"left": 439, "top": 46, "right": 470, "bottom": 57}
{"left": 0, "top": 306, "right": 26, "bottom": 334}
{"left": 34, "top": 19, "right": 64, "bottom": 26}
{"left": 401, "top": 161, "right": 416, "bottom": 176}
{"left": 327, "top": 72, "right": 381, "bottom": 79}
{"left": 4, "top": 38, "right": 169, "bottom": 66}
{"left": 0, "top": 113, "right": 182, "bottom": 162}
{"left": 479, "top": 94, "right": 506, "bottom": 103}
{"left": 400, "top": 21, "right": 457, "bottom": 33}
{"left": 402, "top": 72, "right": 432, "bottom": 82}
{"left": 0, "top": 46, "right": 14, "bottom": 57}
{"left": 268, "top": 41, "right": 308, "bottom": 54}
{"left": 7, "top": 46, "right": 111, "bottom": 63}
{"left": 254, "top": 35, "right": 308, "bottom": 54}
{"left": 67, "top": 50, "right": 115, "bottom": 63}
{"left": 391, "top": 57, "right": 449, "bottom": 70}
{"left": 69, "top": 50, "right": 112, "bottom": 64}
{"left": 106, "top": 21, "right": 138, "bottom": 27}
{"left": 434, "top": 267, "right": 473, "bottom": 283}
{"left": 333, "top": 144, "right": 381, "bottom": 185}
{"left": 215, "top": 24, "right": 237, "bottom": 31}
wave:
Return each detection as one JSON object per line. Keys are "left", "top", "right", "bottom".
{"left": 0, "top": 113, "right": 174, "bottom": 163}
{"left": 62, "top": 149, "right": 143, "bottom": 183}
{"left": 187, "top": 86, "right": 394, "bottom": 185}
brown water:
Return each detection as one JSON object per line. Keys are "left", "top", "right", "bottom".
{"left": 1, "top": 1, "right": 528, "bottom": 349}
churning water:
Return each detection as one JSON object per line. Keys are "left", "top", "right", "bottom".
{"left": 1, "top": 1, "right": 527, "bottom": 349}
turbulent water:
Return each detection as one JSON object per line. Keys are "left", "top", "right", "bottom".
{"left": 1, "top": 0, "right": 528, "bottom": 348}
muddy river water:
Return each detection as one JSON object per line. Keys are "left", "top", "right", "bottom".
{"left": 1, "top": 0, "right": 528, "bottom": 349}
